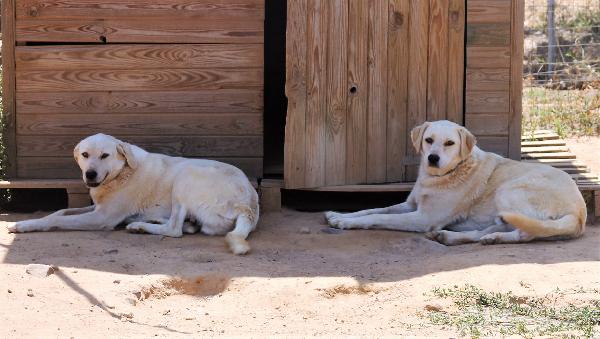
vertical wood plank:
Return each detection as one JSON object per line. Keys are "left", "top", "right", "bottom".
{"left": 447, "top": 0, "right": 465, "bottom": 124}
{"left": 1, "top": 0, "right": 17, "bottom": 178}
{"left": 427, "top": 0, "right": 449, "bottom": 122}
{"left": 366, "top": 0, "right": 388, "bottom": 183}
{"left": 346, "top": 0, "right": 369, "bottom": 184}
{"left": 325, "top": 0, "right": 348, "bottom": 185}
{"left": 405, "top": 0, "right": 429, "bottom": 181}
{"left": 508, "top": 0, "right": 524, "bottom": 160}
{"left": 305, "top": 0, "right": 327, "bottom": 187}
{"left": 386, "top": 0, "right": 410, "bottom": 182}
{"left": 284, "top": 0, "right": 308, "bottom": 189}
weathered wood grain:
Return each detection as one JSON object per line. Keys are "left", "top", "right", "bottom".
{"left": 17, "top": 68, "right": 263, "bottom": 92}
{"left": 465, "top": 113, "right": 509, "bottom": 135}
{"left": 467, "top": 0, "right": 511, "bottom": 23}
{"left": 17, "top": 156, "right": 263, "bottom": 179}
{"left": 509, "top": 0, "right": 524, "bottom": 160}
{"left": 447, "top": 0, "right": 465, "bottom": 124}
{"left": 16, "top": 0, "right": 265, "bottom": 19}
{"left": 17, "top": 135, "right": 263, "bottom": 157}
{"left": 426, "top": 0, "right": 448, "bottom": 122}
{"left": 345, "top": 0, "right": 368, "bottom": 184}
{"left": 1, "top": 0, "right": 17, "bottom": 177}
{"left": 16, "top": 44, "right": 263, "bottom": 70}
{"left": 366, "top": 0, "right": 388, "bottom": 183}
{"left": 304, "top": 0, "right": 327, "bottom": 187}
{"left": 466, "top": 68, "right": 510, "bottom": 92}
{"left": 16, "top": 18, "right": 264, "bottom": 43}
{"left": 405, "top": 0, "right": 429, "bottom": 181}
{"left": 17, "top": 113, "right": 263, "bottom": 136}
{"left": 467, "top": 23, "right": 511, "bottom": 46}
{"left": 467, "top": 46, "right": 511, "bottom": 68}
{"left": 284, "top": 0, "right": 307, "bottom": 189}
{"left": 465, "top": 91, "right": 510, "bottom": 113}
{"left": 17, "top": 90, "right": 263, "bottom": 114}
{"left": 386, "top": 0, "right": 409, "bottom": 182}
{"left": 325, "top": 0, "right": 348, "bottom": 185}
{"left": 476, "top": 136, "right": 508, "bottom": 156}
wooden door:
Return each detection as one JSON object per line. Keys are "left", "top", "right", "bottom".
{"left": 285, "top": 0, "right": 465, "bottom": 189}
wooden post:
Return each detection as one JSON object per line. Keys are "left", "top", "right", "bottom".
{"left": 260, "top": 179, "right": 283, "bottom": 212}
{"left": 1, "top": 0, "right": 17, "bottom": 178}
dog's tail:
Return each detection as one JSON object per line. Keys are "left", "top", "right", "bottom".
{"left": 225, "top": 204, "right": 259, "bottom": 255}
{"left": 500, "top": 212, "right": 584, "bottom": 238}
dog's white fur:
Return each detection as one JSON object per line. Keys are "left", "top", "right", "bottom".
{"left": 326, "top": 120, "right": 586, "bottom": 245}
{"left": 7, "top": 134, "right": 259, "bottom": 255}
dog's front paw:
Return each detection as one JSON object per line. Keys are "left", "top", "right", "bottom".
{"left": 8, "top": 220, "right": 38, "bottom": 233}
{"left": 328, "top": 217, "right": 359, "bottom": 230}
{"left": 125, "top": 222, "right": 147, "bottom": 234}
{"left": 479, "top": 234, "right": 498, "bottom": 245}
{"left": 7, "top": 223, "right": 19, "bottom": 233}
{"left": 425, "top": 231, "right": 451, "bottom": 245}
{"left": 324, "top": 211, "right": 342, "bottom": 223}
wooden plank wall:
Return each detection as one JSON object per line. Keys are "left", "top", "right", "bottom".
{"left": 9, "top": 1, "right": 265, "bottom": 179}
{"left": 465, "top": 0, "right": 522, "bottom": 159}
{"left": 285, "top": 0, "right": 465, "bottom": 188}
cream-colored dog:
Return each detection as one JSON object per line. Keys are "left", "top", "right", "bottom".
{"left": 7, "top": 134, "right": 259, "bottom": 255}
{"left": 326, "top": 120, "right": 586, "bottom": 245}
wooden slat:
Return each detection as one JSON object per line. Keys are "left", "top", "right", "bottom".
{"left": 16, "top": 18, "right": 264, "bottom": 44}
{"left": 465, "top": 91, "right": 510, "bottom": 113}
{"left": 345, "top": 0, "right": 369, "bottom": 184}
{"left": 467, "top": 0, "right": 511, "bottom": 23}
{"left": 466, "top": 113, "right": 509, "bottom": 135}
{"left": 521, "top": 133, "right": 560, "bottom": 141}
{"left": 0, "top": 179, "right": 84, "bottom": 189}
{"left": 466, "top": 23, "right": 511, "bottom": 46}
{"left": 1, "top": 0, "right": 17, "bottom": 177}
{"left": 405, "top": 0, "right": 429, "bottom": 181}
{"left": 16, "top": 0, "right": 265, "bottom": 19}
{"left": 284, "top": 0, "right": 308, "bottom": 189}
{"left": 521, "top": 152, "right": 577, "bottom": 160}
{"left": 446, "top": 0, "right": 465, "bottom": 124}
{"left": 465, "top": 68, "right": 510, "bottom": 92}
{"left": 324, "top": 0, "right": 348, "bottom": 185}
{"left": 16, "top": 68, "right": 263, "bottom": 92}
{"left": 17, "top": 113, "right": 262, "bottom": 136}
{"left": 521, "top": 146, "right": 569, "bottom": 154}
{"left": 522, "top": 159, "right": 586, "bottom": 167}
{"left": 304, "top": 0, "right": 327, "bottom": 187}
{"left": 508, "top": 0, "right": 524, "bottom": 160}
{"left": 17, "top": 157, "right": 262, "bottom": 179}
{"left": 17, "top": 90, "right": 263, "bottom": 114}
{"left": 366, "top": 0, "right": 388, "bottom": 183}
{"left": 386, "top": 0, "right": 410, "bottom": 182}
{"left": 521, "top": 140, "right": 566, "bottom": 147}
{"left": 476, "top": 136, "right": 508, "bottom": 156}
{"left": 16, "top": 44, "right": 263, "bottom": 70}
{"left": 17, "top": 135, "right": 263, "bottom": 157}
{"left": 467, "top": 46, "right": 511, "bottom": 68}
{"left": 302, "top": 182, "right": 415, "bottom": 192}
{"left": 426, "top": 0, "right": 448, "bottom": 121}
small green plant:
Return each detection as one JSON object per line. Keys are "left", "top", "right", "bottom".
{"left": 425, "top": 285, "right": 600, "bottom": 338}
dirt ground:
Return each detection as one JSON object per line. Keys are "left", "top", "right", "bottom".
{"left": 1, "top": 209, "right": 599, "bottom": 338}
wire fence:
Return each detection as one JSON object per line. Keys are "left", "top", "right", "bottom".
{"left": 523, "top": 0, "right": 600, "bottom": 137}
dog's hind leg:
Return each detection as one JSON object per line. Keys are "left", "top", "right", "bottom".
{"left": 225, "top": 215, "right": 256, "bottom": 255}
{"left": 479, "top": 229, "right": 534, "bottom": 245}
{"left": 126, "top": 203, "right": 186, "bottom": 237}
{"left": 427, "top": 223, "right": 509, "bottom": 245}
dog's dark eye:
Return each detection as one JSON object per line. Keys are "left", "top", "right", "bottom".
{"left": 425, "top": 138, "right": 433, "bottom": 144}
{"left": 444, "top": 140, "right": 455, "bottom": 146}
{"left": 100, "top": 153, "right": 109, "bottom": 159}
{"left": 82, "top": 152, "right": 89, "bottom": 158}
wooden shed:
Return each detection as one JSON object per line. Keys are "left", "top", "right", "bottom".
{"left": 284, "top": 0, "right": 523, "bottom": 189}
{"left": 1, "top": 0, "right": 524, "bottom": 206}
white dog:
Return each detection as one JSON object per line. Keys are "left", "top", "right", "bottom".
{"left": 8, "top": 134, "right": 259, "bottom": 255}
{"left": 326, "top": 120, "right": 586, "bottom": 245}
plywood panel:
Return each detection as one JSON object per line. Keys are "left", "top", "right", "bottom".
{"left": 366, "top": 0, "right": 388, "bottom": 183}
{"left": 17, "top": 113, "right": 262, "bottom": 136}
{"left": 17, "top": 68, "right": 263, "bottom": 92}
{"left": 466, "top": 68, "right": 510, "bottom": 92}
{"left": 476, "top": 136, "right": 509, "bottom": 156}
{"left": 325, "top": 0, "right": 348, "bottom": 185}
{"left": 467, "top": 0, "right": 511, "bottom": 23}
{"left": 386, "top": 0, "right": 409, "bottom": 182}
{"left": 284, "top": 0, "right": 308, "bottom": 189}
{"left": 16, "top": 44, "right": 263, "bottom": 70}
{"left": 467, "top": 23, "right": 511, "bottom": 46}
{"left": 465, "top": 91, "right": 510, "bottom": 113}
{"left": 345, "top": 0, "right": 369, "bottom": 184}
{"left": 17, "top": 135, "right": 263, "bottom": 157}
{"left": 467, "top": 46, "right": 511, "bottom": 68}
{"left": 465, "top": 113, "right": 509, "bottom": 135}
{"left": 17, "top": 90, "right": 263, "bottom": 114}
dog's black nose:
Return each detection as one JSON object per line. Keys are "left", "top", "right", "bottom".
{"left": 85, "top": 170, "right": 97, "bottom": 180}
{"left": 428, "top": 154, "right": 440, "bottom": 166}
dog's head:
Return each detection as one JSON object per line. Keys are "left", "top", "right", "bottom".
{"left": 73, "top": 134, "right": 138, "bottom": 188}
{"left": 411, "top": 120, "right": 476, "bottom": 176}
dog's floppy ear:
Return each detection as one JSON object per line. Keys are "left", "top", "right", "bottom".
{"left": 73, "top": 141, "right": 81, "bottom": 162}
{"left": 458, "top": 126, "right": 477, "bottom": 160}
{"left": 117, "top": 141, "right": 138, "bottom": 169}
{"left": 410, "top": 121, "right": 430, "bottom": 154}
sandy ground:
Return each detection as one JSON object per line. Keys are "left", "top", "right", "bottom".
{"left": 565, "top": 136, "right": 600, "bottom": 176}
{"left": 1, "top": 210, "right": 599, "bottom": 338}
